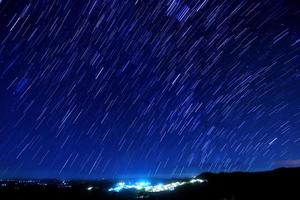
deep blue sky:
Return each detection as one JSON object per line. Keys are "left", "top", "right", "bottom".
{"left": 0, "top": 0, "right": 299, "bottom": 179}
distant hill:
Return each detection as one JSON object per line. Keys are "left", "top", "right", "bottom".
{"left": 148, "top": 167, "right": 300, "bottom": 200}
{"left": 172, "top": 167, "right": 300, "bottom": 200}
{"left": 1, "top": 167, "right": 300, "bottom": 200}
{"left": 198, "top": 166, "right": 300, "bottom": 179}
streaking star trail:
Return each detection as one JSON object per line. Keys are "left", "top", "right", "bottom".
{"left": 0, "top": 0, "right": 299, "bottom": 179}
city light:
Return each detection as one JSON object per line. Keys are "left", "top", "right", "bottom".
{"left": 108, "top": 178, "right": 206, "bottom": 193}
{"left": 87, "top": 186, "right": 93, "bottom": 191}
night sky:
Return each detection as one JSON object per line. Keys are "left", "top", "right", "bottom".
{"left": 0, "top": 0, "right": 300, "bottom": 179}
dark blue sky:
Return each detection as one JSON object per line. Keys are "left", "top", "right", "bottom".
{"left": 0, "top": 0, "right": 300, "bottom": 179}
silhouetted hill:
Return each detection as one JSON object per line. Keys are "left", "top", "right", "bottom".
{"left": 191, "top": 167, "right": 300, "bottom": 200}
{"left": 0, "top": 167, "right": 299, "bottom": 200}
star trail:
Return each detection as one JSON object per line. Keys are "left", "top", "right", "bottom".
{"left": 0, "top": 0, "right": 299, "bottom": 179}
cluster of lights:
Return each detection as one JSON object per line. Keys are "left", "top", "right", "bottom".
{"left": 87, "top": 186, "right": 93, "bottom": 191}
{"left": 58, "top": 180, "right": 71, "bottom": 188}
{"left": 108, "top": 181, "right": 151, "bottom": 192}
{"left": 108, "top": 178, "right": 205, "bottom": 193}
{"left": 0, "top": 180, "right": 48, "bottom": 186}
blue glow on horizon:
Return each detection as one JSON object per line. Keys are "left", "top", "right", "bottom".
{"left": 108, "top": 178, "right": 206, "bottom": 193}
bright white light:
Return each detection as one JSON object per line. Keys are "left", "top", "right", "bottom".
{"left": 87, "top": 187, "right": 93, "bottom": 191}
{"left": 190, "top": 179, "right": 204, "bottom": 183}
{"left": 108, "top": 178, "right": 206, "bottom": 193}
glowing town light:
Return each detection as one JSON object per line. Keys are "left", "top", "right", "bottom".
{"left": 108, "top": 178, "right": 206, "bottom": 193}
{"left": 108, "top": 182, "right": 126, "bottom": 192}
{"left": 87, "top": 186, "right": 93, "bottom": 191}
{"left": 190, "top": 179, "right": 204, "bottom": 183}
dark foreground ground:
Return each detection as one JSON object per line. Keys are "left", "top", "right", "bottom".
{"left": 0, "top": 167, "right": 299, "bottom": 200}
